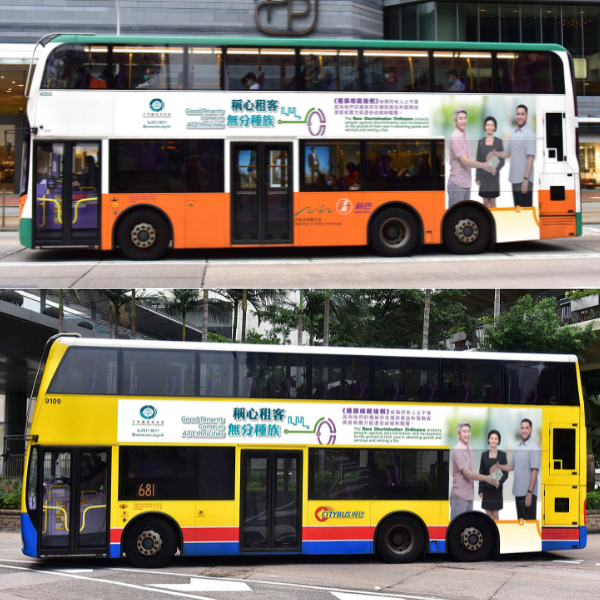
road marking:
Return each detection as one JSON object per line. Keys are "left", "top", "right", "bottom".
{"left": 52, "top": 568, "right": 94, "bottom": 573}
{"left": 0, "top": 563, "right": 214, "bottom": 600}
{"left": 332, "top": 594, "right": 420, "bottom": 600}
{"left": 107, "top": 567, "right": 446, "bottom": 600}
{"left": 552, "top": 559, "right": 584, "bottom": 564}
{"left": 150, "top": 579, "right": 251, "bottom": 592}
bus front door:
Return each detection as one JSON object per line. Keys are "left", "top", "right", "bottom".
{"left": 231, "top": 143, "right": 293, "bottom": 245}
{"left": 240, "top": 450, "right": 302, "bottom": 552}
{"left": 33, "top": 141, "right": 101, "bottom": 247}
{"left": 38, "top": 447, "right": 110, "bottom": 557}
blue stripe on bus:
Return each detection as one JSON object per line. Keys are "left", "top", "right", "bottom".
{"left": 183, "top": 542, "right": 239, "bottom": 556}
{"left": 20, "top": 513, "right": 37, "bottom": 558}
{"left": 579, "top": 526, "right": 587, "bottom": 549}
{"left": 429, "top": 540, "right": 446, "bottom": 553}
{"left": 109, "top": 543, "right": 121, "bottom": 559}
{"left": 542, "top": 540, "right": 580, "bottom": 551}
{"left": 306, "top": 540, "right": 372, "bottom": 555}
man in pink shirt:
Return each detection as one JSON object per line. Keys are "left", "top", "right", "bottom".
{"left": 450, "top": 421, "right": 499, "bottom": 520}
{"left": 448, "top": 108, "right": 497, "bottom": 207}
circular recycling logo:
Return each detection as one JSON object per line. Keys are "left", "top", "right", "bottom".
{"left": 149, "top": 98, "right": 165, "bottom": 112}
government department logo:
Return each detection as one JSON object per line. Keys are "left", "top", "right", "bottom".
{"left": 140, "top": 405, "right": 157, "bottom": 420}
{"left": 149, "top": 98, "right": 165, "bottom": 112}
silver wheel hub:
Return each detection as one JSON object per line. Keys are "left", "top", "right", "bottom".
{"left": 131, "top": 222, "right": 157, "bottom": 249}
{"left": 386, "top": 524, "right": 415, "bottom": 556}
{"left": 136, "top": 529, "right": 163, "bottom": 557}
{"left": 459, "top": 527, "right": 484, "bottom": 552}
{"left": 380, "top": 218, "right": 410, "bottom": 249}
{"left": 454, "top": 218, "right": 479, "bottom": 244}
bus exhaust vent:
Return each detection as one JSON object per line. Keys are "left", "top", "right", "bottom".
{"left": 540, "top": 216, "right": 575, "bottom": 226}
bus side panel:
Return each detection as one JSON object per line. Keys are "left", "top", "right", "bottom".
{"left": 18, "top": 195, "right": 34, "bottom": 249}
{"left": 184, "top": 193, "right": 230, "bottom": 249}
{"left": 189, "top": 500, "right": 237, "bottom": 556}
{"left": 20, "top": 513, "right": 38, "bottom": 558}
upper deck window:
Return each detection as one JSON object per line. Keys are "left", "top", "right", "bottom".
{"left": 41, "top": 44, "right": 109, "bottom": 89}
{"left": 433, "top": 51, "right": 493, "bottom": 93}
{"left": 497, "top": 51, "right": 565, "bottom": 94}
{"left": 112, "top": 45, "right": 185, "bottom": 90}
{"left": 226, "top": 48, "right": 296, "bottom": 91}
{"left": 363, "top": 49, "right": 430, "bottom": 92}
{"left": 300, "top": 49, "right": 359, "bottom": 91}
{"left": 189, "top": 47, "right": 222, "bottom": 90}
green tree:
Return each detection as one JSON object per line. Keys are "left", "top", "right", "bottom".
{"left": 98, "top": 289, "right": 131, "bottom": 338}
{"left": 156, "top": 289, "right": 202, "bottom": 341}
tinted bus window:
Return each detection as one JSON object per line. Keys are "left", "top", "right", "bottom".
{"left": 48, "top": 347, "right": 118, "bottom": 395}
{"left": 562, "top": 363, "right": 580, "bottom": 406}
{"left": 42, "top": 44, "right": 109, "bottom": 89}
{"left": 112, "top": 45, "right": 185, "bottom": 90}
{"left": 442, "top": 359, "right": 502, "bottom": 403}
{"left": 226, "top": 48, "right": 296, "bottom": 91}
{"left": 189, "top": 47, "right": 222, "bottom": 90}
{"left": 238, "top": 352, "right": 307, "bottom": 399}
{"left": 121, "top": 349, "right": 196, "bottom": 397}
{"left": 433, "top": 51, "right": 493, "bottom": 93}
{"left": 505, "top": 361, "right": 560, "bottom": 404}
{"left": 300, "top": 141, "right": 361, "bottom": 192}
{"left": 300, "top": 49, "right": 359, "bottom": 91}
{"left": 371, "top": 449, "right": 447, "bottom": 500}
{"left": 197, "top": 447, "right": 235, "bottom": 499}
{"left": 365, "top": 141, "right": 433, "bottom": 191}
{"left": 199, "top": 350, "right": 235, "bottom": 397}
{"left": 119, "top": 446, "right": 195, "bottom": 500}
{"left": 311, "top": 354, "right": 370, "bottom": 400}
{"left": 309, "top": 448, "right": 370, "bottom": 500}
{"left": 497, "top": 51, "right": 565, "bottom": 94}
{"left": 363, "top": 49, "right": 430, "bottom": 92}
{"left": 185, "top": 140, "right": 225, "bottom": 193}
{"left": 373, "top": 356, "right": 439, "bottom": 402}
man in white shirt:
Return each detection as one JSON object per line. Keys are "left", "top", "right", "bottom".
{"left": 447, "top": 69, "right": 465, "bottom": 92}
{"left": 242, "top": 72, "right": 260, "bottom": 90}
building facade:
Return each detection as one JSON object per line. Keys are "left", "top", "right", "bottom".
{"left": 2, "top": 0, "right": 600, "bottom": 192}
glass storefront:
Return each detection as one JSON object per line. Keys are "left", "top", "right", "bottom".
{"left": 384, "top": 2, "right": 600, "bottom": 95}
{"left": 580, "top": 140, "right": 600, "bottom": 189}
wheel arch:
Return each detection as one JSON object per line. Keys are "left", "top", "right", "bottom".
{"left": 120, "top": 511, "right": 184, "bottom": 557}
{"left": 440, "top": 201, "right": 497, "bottom": 246}
{"left": 446, "top": 510, "right": 500, "bottom": 553}
{"left": 112, "top": 204, "right": 174, "bottom": 250}
{"left": 366, "top": 201, "right": 425, "bottom": 247}
{"left": 373, "top": 510, "right": 430, "bottom": 555}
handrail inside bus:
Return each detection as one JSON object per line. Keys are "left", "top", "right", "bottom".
{"left": 24, "top": 33, "right": 95, "bottom": 99}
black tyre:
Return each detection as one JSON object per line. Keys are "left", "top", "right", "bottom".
{"left": 117, "top": 209, "right": 171, "bottom": 260}
{"left": 369, "top": 207, "right": 420, "bottom": 257}
{"left": 448, "top": 515, "right": 495, "bottom": 562}
{"left": 443, "top": 206, "right": 491, "bottom": 254}
{"left": 124, "top": 517, "right": 178, "bottom": 568}
{"left": 376, "top": 515, "right": 425, "bottom": 563}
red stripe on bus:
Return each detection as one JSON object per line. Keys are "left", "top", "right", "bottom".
{"left": 428, "top": 526, "right": 447, "bottom": 540}
{"left": 542, "top": 528, "right": 579, "bottom": 540}
{"left": 110, "top": 528, "right": 124, "bottom": 544}
{"left": 304, "top": 526, "right": 373, "bottom": 541}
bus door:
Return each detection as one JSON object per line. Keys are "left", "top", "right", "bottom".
{"left": 33, "top": 141, "right": 101, "bottom": 246}
{"left": 231, "top": 143, "right": 293, "bottom": 244}
{"left": 36, "top": 447, "right": 110, "bottom": 556}
{"left": 539, "top": 113, "right": 576, "bottom": 219}
{"left": 240, "top": 450, "right": 302, "bottom": 552}
{"left": 544, "top": 423, "right": 579, "bottom": 526}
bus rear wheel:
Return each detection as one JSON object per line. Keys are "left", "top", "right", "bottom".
{"left": 443, "top": 206, "right": 490, "bottom": 254}
{"left": 124, "top": 517, "right": 178, "bottom": 568}
{"left": 117, "top": 209, "right": 171, "bottom": 260}
{"left": 448, "top": 515, "right": 495, "bottom": 562}
{"left": 370, "top": 207, "right": 419, "bottom": 257}
{"left": 376, "top": 515, "right": 425, "bottom": 563}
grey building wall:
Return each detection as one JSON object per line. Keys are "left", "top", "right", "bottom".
{"left": 0, "top": 0, "right": 384, "bottom": 43}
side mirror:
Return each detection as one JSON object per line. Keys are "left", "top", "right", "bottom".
{"left": 4, "top": 140, "right": 11, "bottom": 159}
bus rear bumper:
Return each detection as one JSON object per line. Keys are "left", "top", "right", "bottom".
{"left": 541, "top": 526, "right": 586, "bottom": 551}
{"left": 20, "top": 513, "right": 37, "bottom": 558}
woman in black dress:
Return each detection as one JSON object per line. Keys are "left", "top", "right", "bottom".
{"left": 478, "top": 429, "right": 508, "bottom": 520}
{"left": 475, "top": 116, "right": 505, "bottom": 209}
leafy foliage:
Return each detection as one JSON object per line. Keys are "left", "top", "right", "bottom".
{"left": 587, "top": 489, "right": 600, "bottom": 510}
{"left": 244, "top": 329, "right": 283, "bottom": 345}
{"left": 0, "top": 480, "right": 22, "bottom": 510}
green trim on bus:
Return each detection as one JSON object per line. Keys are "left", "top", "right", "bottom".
{"left": 51, "top": 36, "right": 567, "bottom": 53}
{"left": 19, "top": 217, "right": 32, "bottom": 249}
{"left": 576, "top": 211, "right": 583, "bottom": 236}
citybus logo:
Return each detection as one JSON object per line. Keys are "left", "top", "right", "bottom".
{"left": 149, "top": 98, "right": 165, "bottom": 112}
{"left": 140, "top": 405, "right": 157, "bottom": 419}
{"left": 315, "top": 506, "right": 365, "bottom": 522}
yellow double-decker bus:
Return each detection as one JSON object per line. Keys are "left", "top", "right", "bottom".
{"left": 21, "top": 335, "right": 587, "bottom": 567}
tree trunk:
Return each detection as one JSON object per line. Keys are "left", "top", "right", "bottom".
{"left": 323, "top": 293, "right": 330, "bottom": 347}
{"left": 241, "top": 289, "right": 247, "bottom": 343}
{"left": 298, "top": 290, "right": 304, "bottom": 346}
{"left": 58, "top": 289, "right": 64, "bottom": 333}
{"left": 422, "top": 289, "right": 431, "bottom": 350}
{"left": 182, "top": 313, "right": 186, "bottom": 342}
{"left": 108, "top": 302, "right": 115, "bottom": 339}
{"left": 202, "top": 289, "right": 209, "bottom": 342}
{"left": 232, "top": 302, "right": 238, "bottom": 342}
{"left": 115, "top": 304, "right": 120, "bottom": 338}
{"left": 494, "top": 289, "right": 501, "bottom": 326}
{"left": 130, "top": 290, "right": 137, "bottom": 339}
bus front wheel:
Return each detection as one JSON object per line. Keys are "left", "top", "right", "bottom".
{"left": 370, "top": 208, "right": 419, "bottom": 257}
{"left": 448, "top": 515, "right": 495, "bottom": 562}
{"left": 124, "top": 517, "right": 178, "bottom": 568}
{"left": 376, "top": 515, "right": 425, "bottom": 563}
{"left": 443, "top": 206, "right": 491, "bottom": 254}
{"left": 117, "top": 209, "right": 171, "bottom": 260}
